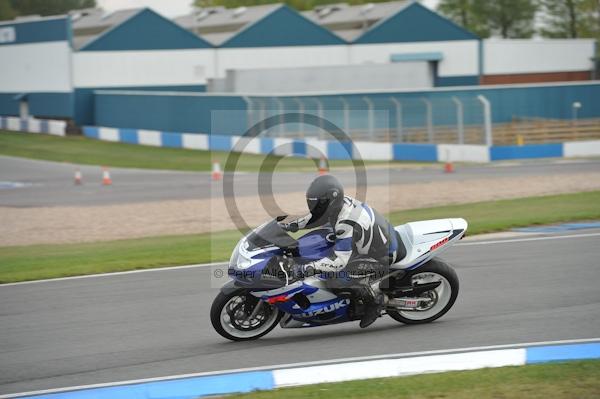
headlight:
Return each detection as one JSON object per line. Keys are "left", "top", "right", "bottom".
{"left": 229, "top": 239, "right": 253, "bottom": 270}
{"left": 229, "top": 241, "right": 241, "bottom": 270}
{"left": 238, "top": 255, "right": 252, "bottom": 270}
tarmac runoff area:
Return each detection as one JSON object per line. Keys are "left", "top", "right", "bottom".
{"left": 0, "top": 227, "right": 599, "bottom": 395}
{"left": 1, "top": 156, "right": 600, "bottom": 207}
{"left": 1, "top": 156, "right": 600, "bottom": 246}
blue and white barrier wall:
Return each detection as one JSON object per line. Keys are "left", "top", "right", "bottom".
{"left": 4, "top": 339, "right": 599, "bottom": 399}
{"left": 0, "top": 116, "right": 67, "bottom": 137}
{"left": 490, "top": 141, "right": 600, "bottom": 160}
{"left": 83, "top": 126, "right": 600, "bottom": 163}
{"left": 83, "top": 126, "right": 456, "bottom": 162}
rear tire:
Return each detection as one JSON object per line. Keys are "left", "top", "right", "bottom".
{"left": 210, "top": 290, "right": 283, "bottom": 341}
{"left": 387, "top": 258, "right": 459, "bottom": 325}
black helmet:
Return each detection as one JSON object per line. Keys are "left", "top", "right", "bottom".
{"left": 305, "top": 175, "right": 344, "bottom": 228}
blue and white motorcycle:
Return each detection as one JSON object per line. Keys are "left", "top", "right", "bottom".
{"left": 211, "top": 217, "right": 467, "bottom": 341}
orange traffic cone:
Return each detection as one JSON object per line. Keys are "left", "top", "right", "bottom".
{"left": 211, "top": 161, "right": 222, "bottom": 181}
{"left": 74, "top": 168, "right": 82, "bottom": 185}
{"left": 318, "top": 156, "right": 329, "bottom": 175}
{"left": 102, "top": 167, "right": 112, "bottom": 185}
{"left": 443, "top": 149, "right": 454, "bottom": 173}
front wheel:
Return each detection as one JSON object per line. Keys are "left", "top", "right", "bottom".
{"left": 387, "top": 258, "right": 459, "bottom": 325}
{"left": 210, "top": 290, "right": 283, "bottom": 341}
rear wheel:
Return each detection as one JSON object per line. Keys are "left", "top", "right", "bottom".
{"left": 210, "top": 290, "right": 283, "bottom": 341}
{"left": 387, "top": 259, "right": 459, "bottom": 325}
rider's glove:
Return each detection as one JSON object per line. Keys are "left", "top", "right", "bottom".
{"left": 280, "top": 221, "right": 299, "bottom": 233}
{"left": 303, "top": 262, "right": 317, "bottom": 277}
{"left": 290, "top": 263, "right": 305, "bottom": 280}
{"left": 292, "top": 262, "right": 317, "bottom": 279}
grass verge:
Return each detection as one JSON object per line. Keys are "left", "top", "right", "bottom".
{"left": 0, "top": 130, "right": 393, "bottom": 172}
{"left": 388, "top": 190, "right": 600, "bottom": 234}
{"left": 228, "top": 360, "right": 600, "bottom": 399}
{"left": 1, "top": 191, "right": 599, "bottom": 283}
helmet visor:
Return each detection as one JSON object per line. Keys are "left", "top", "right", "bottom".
{"left": 306, "top": 197, "right": 330, "bottom": 227}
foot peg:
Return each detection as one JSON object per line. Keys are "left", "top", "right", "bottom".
{"left": 359, "top": 292, "right": 384, "bottom": 329}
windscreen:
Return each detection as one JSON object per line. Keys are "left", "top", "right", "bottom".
{"left": 246, "top": 219, "right": 298, "bottom": 251}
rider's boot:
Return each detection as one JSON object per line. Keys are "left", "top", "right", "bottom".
{"left": 359, "top": 285, "right": 384, "bottom": 328}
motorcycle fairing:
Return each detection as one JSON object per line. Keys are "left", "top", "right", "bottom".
{"left": 250, "top": 278, "right": 351, "bottom": 326}
{"left": 231, "top": 226, "right": 334, "bottom": 287}
{"left": 227, "top": 217, "right": 467, "bottom": 328}
{"left": 393, "top": 218, "right": 467, "bottom": 270}
{"left": 296, "top": 229, "right": 336, "bottom": 260}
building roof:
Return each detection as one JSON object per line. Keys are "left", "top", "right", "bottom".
{"left": 172, "top": 1, "right": 477, "bottom": 45}
{"left": 355, "top": 2, "right": 479, "bottom": 43}
{"left": 78, "top": 8, "right": 212, "bottom": 51}
{"left": 302, "top": 1, "right": 410, "bottom": 41}
{"left": 223, "top": 5, "right": 346, "bottom": 47}
{"left": 71, "top": 7, "right": 140, "bottom": 31}
{"left": 71, "top": 8, "right": 143, "bottom": 49}
{"left": 174, "top": 4, "right": 281, "bottom": 46}
{"left": 174, "top": 3, "right": 345, "bottom": 47}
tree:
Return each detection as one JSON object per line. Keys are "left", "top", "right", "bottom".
{"left": 570, "top": 0, "right": 600, "bottom": 40}
{"left": 539, "top": 0, "right": 589, "bottom": 38}
{"left": 579, "top": 0, "right": 600, "bottom": 59}
{"left": 438, "top": 0, "right": 471, "bottom": 27}
{"left": 438, "top": 0, "right": 538, "bottom": 38}
{"left": 9, "top": 0, "right": 96, "bottom": 17}
{"left": 478, "top": 0, "right": 538, "bottom": 38}
{"left": 0, "top": 0, "right": 16, "bottom": 21}
{"left": 437, "top": 0, "right": 490, "bottom": 37}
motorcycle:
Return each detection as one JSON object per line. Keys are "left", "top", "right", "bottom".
{"left": 211, "top": 217, "right": 467, "bottom": 341}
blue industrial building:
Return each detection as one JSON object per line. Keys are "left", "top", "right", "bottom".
{"left": 0, "top": 16, "right": 73, "bottom": 119}
{"left": 0, "top": 1, "right": 597, "bottom": 134}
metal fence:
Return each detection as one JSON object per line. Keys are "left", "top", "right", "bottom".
{"left": 243, "top": 95, "right": 600, "bottom": 146}
{"left": 244, "top": 95, "right": 492, "bottom": 145}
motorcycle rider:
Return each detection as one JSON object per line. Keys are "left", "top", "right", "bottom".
{"left": 280, "top": 175, "right": 406, "bottom": 328}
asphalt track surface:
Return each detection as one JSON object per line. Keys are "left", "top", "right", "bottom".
{"left": 2, "top": 155, "right": 600, "bottom": 207}
{"left": 1, "top": 229, "right": 599, "bottom": 395}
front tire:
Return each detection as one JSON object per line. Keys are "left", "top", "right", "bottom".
{"left": 210, "top": 290, "right": 283, "bottom": 341}
{"left": 387, "top": 258, "right": 459, "bottom": 325}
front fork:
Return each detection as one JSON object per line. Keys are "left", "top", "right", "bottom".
{"left": 220, "top": 280, "right": 264, "bottom": 317}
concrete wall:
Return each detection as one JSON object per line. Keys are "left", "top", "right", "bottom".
{"left": 73, "top": 49, "right": 215, "bottom": 88}
{"left": 225, "top": 62, "right": 433, "bottom": 93}
{"left": 215, "top": 45, "right": 349, "bottom": 78}
{"left": 213, "top": 40, "right": 480, "bottom": 92}
{"left": 71, "top": 39, "right": 480, "bottom": 92}
{"left": 350, "top": 40, "right": 480, "bottom": 80}
{"left": 1, "top": 41, "right": 72, "bottom": 92}
{"left": 76, "top": 41, "right": 477, "bottom": 90}
{"left": 70, "top": 38, "right": 596, "bottom": 97}
{"left": 72, "top": 49, "right": 214, "bottom": 125}
{"left": 483, "top": 39, "right": 596, "bottom": 75}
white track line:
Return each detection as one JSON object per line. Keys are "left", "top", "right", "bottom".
{"left": 456, "top": 232, "right": 600, "bottom": 246}
{"left": 1, "top": 337, "right": 599, "bottom": 399}
{"left": 0, "top": 262, "right": 227, "bottom": 287}
{"left": 2, "top": 232, "right": 599, "bottom": 287}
